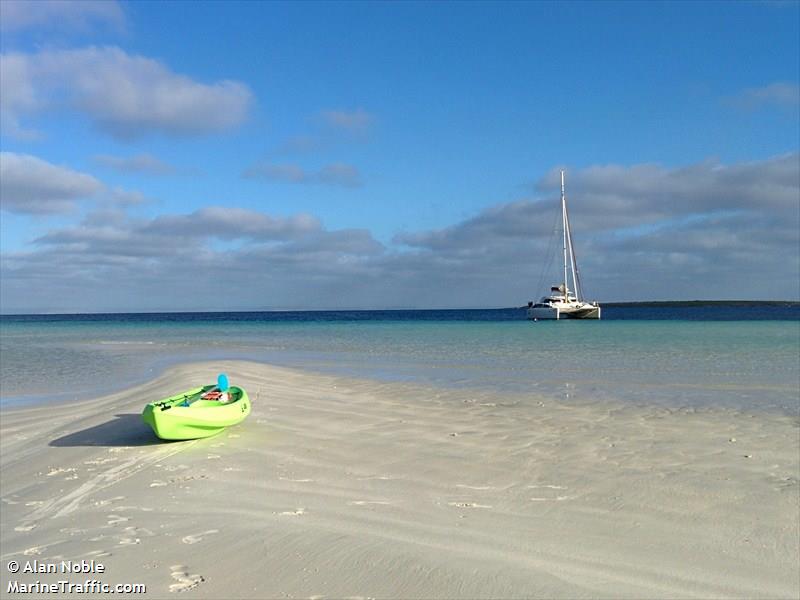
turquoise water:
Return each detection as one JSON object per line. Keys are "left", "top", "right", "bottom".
{"left": 1, "top": 311, "right": 798, "bottom": 413}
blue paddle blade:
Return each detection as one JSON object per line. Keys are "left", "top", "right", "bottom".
{"left": 217, "top": 373, "right": 229, "bottom": 391}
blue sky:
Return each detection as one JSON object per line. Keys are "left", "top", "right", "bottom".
{"left": 1, "top": 0, "right": 798, "bottom": 312}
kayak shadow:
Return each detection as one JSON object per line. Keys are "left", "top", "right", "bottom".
{"left": 49, "top": 413, "right": 171, "bottom": 447}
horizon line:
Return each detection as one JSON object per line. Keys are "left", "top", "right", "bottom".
{"left": 2, "top": 299, "right": 799, "bottom": 317}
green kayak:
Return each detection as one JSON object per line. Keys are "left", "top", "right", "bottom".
{"left": 142, "top": 385, "right": 250, "bottom": 440}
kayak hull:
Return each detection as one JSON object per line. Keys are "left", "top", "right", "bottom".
{"left": 142, "top": 385, "right": 250, "bottom": 440}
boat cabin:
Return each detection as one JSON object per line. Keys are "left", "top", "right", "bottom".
{"left": 531, "top": 285, "right": 577, "bottom": 307}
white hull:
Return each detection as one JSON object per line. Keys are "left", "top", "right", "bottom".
{"left": 527, "top": 303, "right": 601, "bottom": 320}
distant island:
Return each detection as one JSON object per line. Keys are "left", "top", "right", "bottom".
{"left": 599, "top": 300, "right": 800, "bottom": 307}
{"left": 515, "top": 300, "right": 799, "bottom": 310}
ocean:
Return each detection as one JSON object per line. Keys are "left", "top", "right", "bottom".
{"left": 1, "top": 305, "right": 798, "bottom": 414}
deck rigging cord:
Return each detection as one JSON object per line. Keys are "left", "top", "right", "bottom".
{"left": 534, "top": 198, "right": 562, "bottom": 300}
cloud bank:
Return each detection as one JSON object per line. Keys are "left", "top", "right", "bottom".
{"left": 1, "top": 154, "right": 797, "bottom": 312}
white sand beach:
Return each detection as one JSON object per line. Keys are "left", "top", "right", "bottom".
{"left": 1, "top": 360, "right": 798, "bottom": 599}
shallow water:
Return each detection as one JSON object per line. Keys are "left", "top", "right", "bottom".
{"left": 1, "top": 307, "right": 798, "bottom": 413}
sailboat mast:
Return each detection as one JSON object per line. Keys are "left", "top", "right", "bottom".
{"left": 564, "top": 203, "right": 581, "bottom": 300}
{"left": 561, "top": 170, "right": 568, "bottom": 297}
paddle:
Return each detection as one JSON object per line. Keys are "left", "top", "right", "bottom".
{"left": 185, "top": 373, "right": 230, "bottom": 406}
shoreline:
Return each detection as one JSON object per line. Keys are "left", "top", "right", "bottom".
{"left": 4, "top": 353, "right": 799, "bottom": 418}
{"left": 1, "top": 360, "right": 798, "bottom": 598}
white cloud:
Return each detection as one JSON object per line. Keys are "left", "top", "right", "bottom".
{"left": 533, "top": 153, "right": 799, "bottom": 232}
{"left": 0, "top": 53, "right": 44, "bottom": 140}
{"left": 243, "top": 162, "right": 362, "bottom": 188}
{"left": 273, "top": 135, "right": 325, "bottom": 155}
{"left": 93, "top": 153, "right": 177, "bottom": 176}
{"left": 0, "top": 152, "right": 103, "bottom": 214}
{"left": 0, "top": 46, "right": 254, "bottom": 140}
{"left": 0, "top": 0, "right": 125, "bottom": 33}
{"left": 0, "top": 152, "right": 150, "bottom": 215}
{"left": 727, "top": 82, "right": 800, "bottom": 113}
{"left": 319, "top": 108, "right": 375, "bottom": 136}
{"left": 316, "top": 163, "right": 362, "bottom": 187}
{"left": 107, "top": 187, "right": 147, "bottom": 207}
{"left": 144, "top": 207, "right": 322, "bottom": 241}
{"left": 267, "top": 108, "right": 376, "bottom": 158}
{"left": 243, "top": 163, "right": 306, "bottom": 183}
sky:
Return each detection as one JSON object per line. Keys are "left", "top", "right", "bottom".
{"left": 0, "top": 0, "right": 798, "bottom": 313}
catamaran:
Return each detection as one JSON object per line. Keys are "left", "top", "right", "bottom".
{"left": 527, "top": 170, "right": 601, "bottom": 320}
